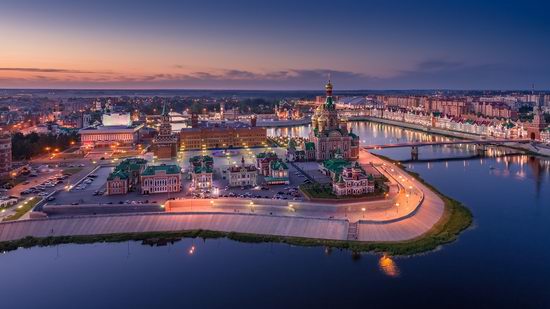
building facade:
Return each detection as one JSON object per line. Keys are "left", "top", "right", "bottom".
{"left": 106, "top": 158, "right": 148, "bottom": 195}
{"left": 308, "top": 80, "right": 360, "bottom": 161}
{"left": 189, "top": 155, "right": 214, "bottom": 190}
{"left": 180, "top": 122, "right": 266, "bottom": 150}
{"left": 255, "top": 152, "right": 279, "bottom": 176}
{"left": 153, "top": 103, "right": 179, "bottom": 159}
{"left": 79, "top": 124, "right": 143, "bottom": 151}
{"left": 228, "top": 157, "right": 258, "bottom": 187}
{"left": 265, "top": 159, "right": 289, "bottom": 185}
{"left": 140, "top": 164, "right": 182, "bottom": 194}
{"left": 321, "top": 159, "right": 375, "bottom": 197}
{"left": 0, "top": 131, "right": 12, "bottom": 180}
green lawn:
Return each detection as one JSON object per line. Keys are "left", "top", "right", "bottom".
{"left": 2, "top": 197, "right": 42, "bottom": 222}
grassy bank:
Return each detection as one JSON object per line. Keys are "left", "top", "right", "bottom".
{"left": 0, "top": 154, "right": 472, "bottom": 255}
{"left": 2, "top": 197, "right": 42, "bottom": 222}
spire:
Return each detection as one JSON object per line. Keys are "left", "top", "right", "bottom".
{"left": 325, "top": 74, "right": 333, "bottom": 97}
{"left": 161, "top": 101, "right": 168, "bottom": 116}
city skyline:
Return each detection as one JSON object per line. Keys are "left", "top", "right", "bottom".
{"left": 1, "top": 0, "right": 550, "bottom": 90}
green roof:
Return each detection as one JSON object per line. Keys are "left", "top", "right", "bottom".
{"left": 107, "top": 170, "right": 128, "bottom": 180}
{"left": 325, "top": 96, "right": 334, "bottom": 109}
{"left": 304, "top": 142, "right": 315, "bottom": 150}
{"left": 256, "top": 152, "right": 277, "bottom": 159}
{"left": 270, "top": 160, "right": 288, "bottom": 170}
{"left": 142, "top": 164, "right": 181, "bottom": 176}
{"left": 189, "top": 155, "right": 213, "bottom": 164}
{"left": 115, "top": 158, "right": 147, "bottom": 172}
{"left": 193, "top": 165, "right": 213, "bottom": 174}
{"left": 322, "top": 158, "right": 351, "bottom": 175}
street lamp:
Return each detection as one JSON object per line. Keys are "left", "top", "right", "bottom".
{"left": 361, "top": 207, "right": 366, "bottom": 218}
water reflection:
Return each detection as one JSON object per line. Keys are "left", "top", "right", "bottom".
{"left": 378, "top": 255, "right": 400, "bottom": 278}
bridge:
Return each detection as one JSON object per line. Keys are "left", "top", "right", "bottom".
{"left": 363, "top": 138, "right": 532, "bottom": 160}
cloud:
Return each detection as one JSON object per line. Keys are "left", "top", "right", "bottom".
{"left": 1, "top": 62, "right": 548, "bottom": 90}
{"left": 0, "top": 67, "right": 109, "bottom": 74}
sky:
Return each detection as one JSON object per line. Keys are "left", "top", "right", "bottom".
{"left": 1, "top": 0, "right": 549, "bottom": 90}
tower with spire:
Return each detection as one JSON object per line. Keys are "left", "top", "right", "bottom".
{"left": 306, "top": 79, "right": 359, "bottom": 161}
{"left": 153, "top": 102, "right": 179, "bottom": 159}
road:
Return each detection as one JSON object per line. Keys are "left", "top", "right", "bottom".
{"left": 0, "top": 150, "right": 446, "bottom": 243}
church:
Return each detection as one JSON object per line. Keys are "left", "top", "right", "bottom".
{"left": 307, "top": 80, "right": 360, "bottom": 161}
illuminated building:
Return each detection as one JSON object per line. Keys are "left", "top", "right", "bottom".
{"left": 180, "top": 121, "right": 266, "bottom": 150}
{"left": 102, "top": 113, "right": 132, "bottom": 126}
{"left": 309, "top": 80, "right": 360, "bottom": 161}
{"left": 265, "top": 159, "right": 289, "bottom": 185}
{"left": 140, "top": 164, "right": 182, "bottom": 194}
{"left": 153, "top": 103, "right": 179, "bottom": 159}
{"left": 189, "top": 155, "right": 214, "bottom": 190}
{"left": 78, "top": 124, "right": 143, "bottom": 151}
{"left": 275, "top": 101, "right": 302, "bottom": 120}
{"left": 321, "top": 158, "right": 374, "bottom": 196}
{"left": 106, "top": 158, "right": 147, "bottom": 195}
{"left": 0, "top": 131, "right": 12, "bottom": 180}
{"left": 255, "top": 152, "right": 279, "bottom": 176}
{"left": 228, "top": 157, "right": 258, "bottom": 187}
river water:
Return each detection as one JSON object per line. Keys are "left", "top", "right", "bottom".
{"left": 1, "top": 121, "right": 549, "bottom": 308}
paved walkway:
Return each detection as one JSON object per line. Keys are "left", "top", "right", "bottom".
{"left": 0, "top": 151, "right": 446, "bottom": 244}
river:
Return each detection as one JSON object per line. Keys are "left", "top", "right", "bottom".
{"left": 1, "top": 121, "right": 549, "bottom": 308}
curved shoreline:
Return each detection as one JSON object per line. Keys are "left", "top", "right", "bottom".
{"left": 0, "top": 154, "right": 472, "bottom": 255}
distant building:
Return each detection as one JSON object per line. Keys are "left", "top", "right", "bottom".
{"left": 102, "top": 113, "right": 132, "bottom": 126}
{"left": 309, "top": 80, "right": 360, "bottom": 161}
{"left": 153, "top": 103, "right": 179, "bottom": 159}
{"left": 79, "top": 124, "right": 143, "bottom": 151}
{"left": 140, "top": 164, "right": 182, "bottom": 194}
{"left": 275, "top": 101, "right": 302, "bottom": 120}
{"left": 228, "top": 157, "right": 258, "bottom": 187}
{"left": 0, "top": 131, "right": 12, "bottom": 180}
{"left": 180, "top": 121, "right": 266, "bottom": 150}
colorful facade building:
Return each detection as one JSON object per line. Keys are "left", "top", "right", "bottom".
{"left": 180, "top": 121, "right": 266, "bottom": 150}
{"left": 106, "top": 171, "right": 128, "bottom": 195}
{"left": 525, "top": 104, "right": 548, "bottom": 140}
{"left": 275, "top": 101, "right": 302, "bottom": 120}
{"left": 308, "top": 81, "right": 360, "bottom": 161}
{"left": 106, "top": 158, "right": 148, "bottom": 195}
{"left": 265, "top": 159, "right": 289, "bottom": 185}
{"left": 153, "top": 103, "right": 179, "bottom": 159}
{"left": 255, "top": 152, "right": 279, "bottom": 176}
{"left": 228, "top": 157, "right": 258, "bottom": 187}
{"left": 189, "top": 155, "right": 214, "bottom": 190}
{"left": 140, "top": 164, "right": 182, "bottom": 194}
{"left": 321, "top": 159, "right": 375, "bottom": 196}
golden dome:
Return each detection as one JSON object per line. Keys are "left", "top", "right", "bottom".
{"left": 325, "top": 81, "right": 333, "bottom": 90}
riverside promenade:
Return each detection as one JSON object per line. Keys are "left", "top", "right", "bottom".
{"left": 0, "top": 151, "right": 445, "bottom": 244}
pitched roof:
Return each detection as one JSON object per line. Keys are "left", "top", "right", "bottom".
{"left": 142, "top": 164, "right": 181, "bottom": 176}
{"left": 270, "top": 159, "right": 288, "bottom": 170}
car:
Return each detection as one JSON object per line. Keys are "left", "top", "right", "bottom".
{"left": 70, "top": 202, "right": 79, "bottom": 205}
{"left": 47, "top": 196, "right": 55, "bottom": 201}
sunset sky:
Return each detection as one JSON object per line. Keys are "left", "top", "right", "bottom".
{"left": 1, "top": 0, "right": 549, "bottom": 90}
